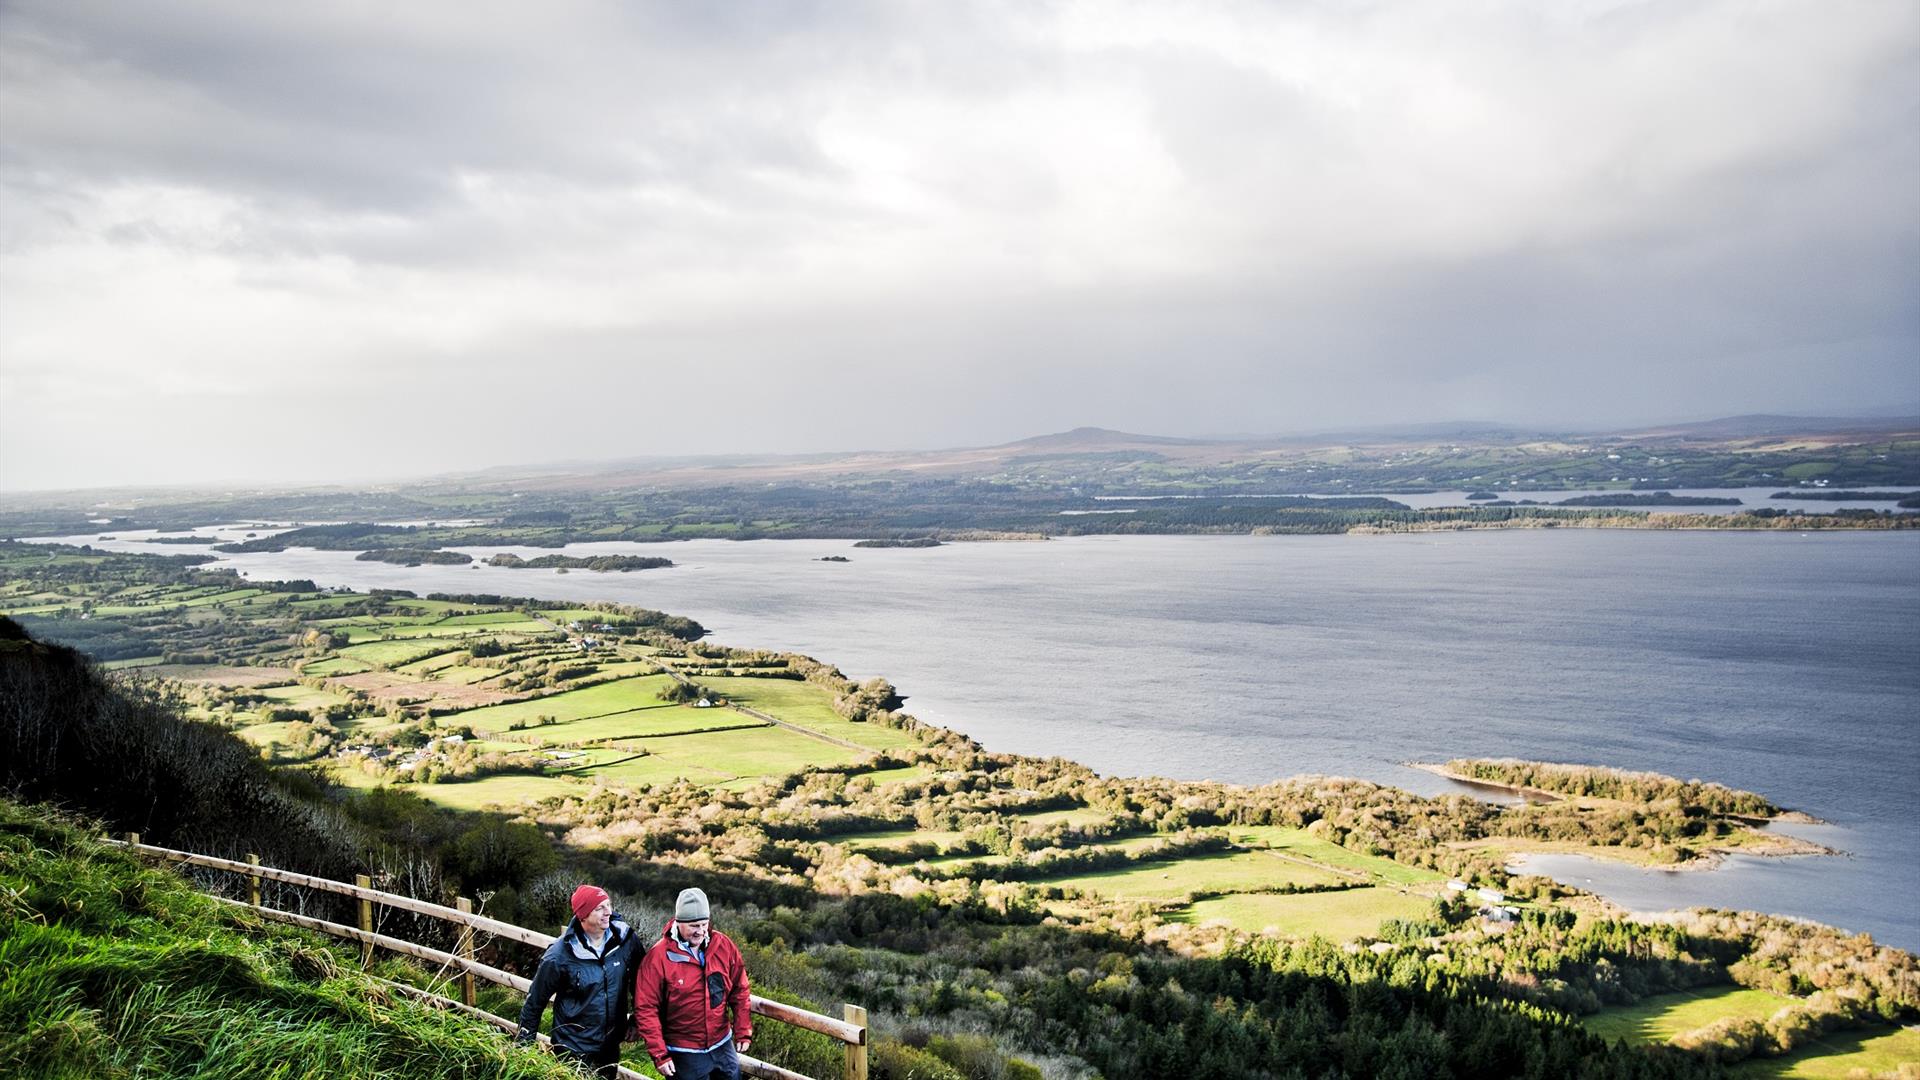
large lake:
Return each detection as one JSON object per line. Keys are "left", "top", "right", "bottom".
{"left": 40, "top": 527, "right": 1920, "bottom": 950}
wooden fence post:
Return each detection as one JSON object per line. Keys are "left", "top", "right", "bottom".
{"left": 126, "top": 832, "right": 140, "bottom": 848}
{"left": 456, "top": 896, "right": 477, "bottom": 1007}
{"left": 843, "top": 1003, "right": 867, "bottom": 1080}
{"left": 247, "top": 854, "right": 261, "bottom": 908}
{"left": 356, "top": 874, "right": 374, "bottom": 966}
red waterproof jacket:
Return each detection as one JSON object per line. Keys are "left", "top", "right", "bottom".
{"left": 631, "top": 925, "right": 752, "bottom": 1065}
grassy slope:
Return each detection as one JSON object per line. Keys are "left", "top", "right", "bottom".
{"left": 0, "top": 801, "right": 581, "bottom": 1080}
{"left": 1585, "top": 986, "right": 1797, "bottom": 1044}
{"left": 1584, "top": 986, "right": 1920, "bottom": 1079}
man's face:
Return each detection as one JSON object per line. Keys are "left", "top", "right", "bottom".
{"left": 675, "top": 918, "right": 710, "bottom": 947}
{"left": 582, "top": 898, "right": 612, "bottom": 935}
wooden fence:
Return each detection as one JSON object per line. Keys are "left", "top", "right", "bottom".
{"left": 109, "top": 834, "right": 867, "bottom": 1080}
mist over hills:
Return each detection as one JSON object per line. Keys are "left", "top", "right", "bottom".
{"left": 1, "top": 413, "right": 1915, "bottom": 517}
{"left": 407, "top": 413, "right": 1920, "bottom": 495}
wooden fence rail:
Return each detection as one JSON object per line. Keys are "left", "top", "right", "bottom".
{"left": 109, "top": 835, "right": 864, "bottom": 1080}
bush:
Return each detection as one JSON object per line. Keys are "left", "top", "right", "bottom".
{"left": 871, "top": 1040, "right": 966, "bottom": 1080}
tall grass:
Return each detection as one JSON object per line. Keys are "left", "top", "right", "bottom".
{"left": 0, "top": 799, "right": 583, "bottom": 1080}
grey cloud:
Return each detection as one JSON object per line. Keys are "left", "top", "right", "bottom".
{"left": 1, "top": 0, "right": 1916, "bottom": 489}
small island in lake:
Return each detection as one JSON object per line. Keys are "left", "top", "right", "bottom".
{"left": 354, "top": 548, "right": 473, "bottom": 566}
{"left": 486, "top": 553, "right": 673, "bottom": 571}
{"left": 1770, "top": 489, "right": 1920, "bottom": 501}
{"left": 853, "top": 537, "right": 942, "bottom": 548}
{"left": 1554, "top": 492, "right": 1743, "bottom": 507}
{"left": 817, "top": 555, "right": 850, "bottom": 562}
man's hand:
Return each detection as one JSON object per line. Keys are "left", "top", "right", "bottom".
{"left": 657, "top": 1059, "right": 676, "bottom": 1077}
{"left": 738, "top": 1039, "right": 751, "bottom": 1054}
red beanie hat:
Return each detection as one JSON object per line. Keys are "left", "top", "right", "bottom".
{"left": 570, "top": 884, "right": 610, "bottom": 921}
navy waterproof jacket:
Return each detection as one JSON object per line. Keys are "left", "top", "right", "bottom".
{"left": 516, "top": 913, "right": 639, "bottom": 1057}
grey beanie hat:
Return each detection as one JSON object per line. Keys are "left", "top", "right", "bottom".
{"left": 674, "top": 887, "right": 710, "bottom": 922}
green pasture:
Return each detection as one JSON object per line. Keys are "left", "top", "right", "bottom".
{"left": 536, "top": 747, "right": 631, "bottom": 768}
{"left": 1047, "top": 849, "right": 1348, "bottom": 902}
{"left": 839, "top": 827, "right": 969, "bottom": 853}
{"left": 515, "top": 706, "right": 765, "bottom": 746}
{"left": 431, "top": 610, "right": 537, "bottom": 626}
{"left": 384, "top": 598, "right": 494, "bottom": 616}
{"left": 409, "top": 772, "right": 594, "bottom": 812}
{"left": 180, "top": 588, "right": 268, "bottom": 607}
{"left": 397, "top": 652, "right": 467, "bottom": 675}
{"left": 541, "top": 609, "right": 638, "bottom": 625}
{"left": 446, "top": 674, "right": 672, "bottom": 730}
{"left": 1017, "top": 806, "right": 1114, "bottom": 830}
{"left": 427, "top": 618, "right": 552, "bottom": 635}
{"left": 356, "top": 621, "right": 541, "bottom": 641}
{"left": 1180, "top": 887, "right": 1434, "bottom": 939}
{"left": 919, "top": 852, "right": 1012, "bottom": 872}
{"left": 429, "top": 665, "right": 506, "bottom": 685}
{"left": 576, "top": 660, "right": 659, "bottom": 679}
{"left": 236, "top": 721, "right": 300, "bottom": 748}
{"left": 698, "top": 676, "right": 924, "bottom": 752}
{"left": 100, "top": 656, "right": 165, "bottom": 670}
{"left": 1091, "top": 834, "right": 1187, "bottom": 856}
{"left": 1232, "top": 826, "right": 1445, "bottom": 886}
{"left": 586, "top": 726, "right": 864, "bottom": 788}
{"left": 255, "top": 684, "right": 351, "bottom": 710}
{"left": 284, "top": 594, "right": 370, "bottom": 611}
{"left": 338, "top": 639, "right": 466, "bottom": 668}
{"left": 1583, "top": 986, "right": 1798, "bottom": 1045}
{"left": 301, "top": 656, "right": 371, "bottom": 676}
{"left": 859, "top": 764, "right": 934, "bottom": 786}
{"left": 1731, "top": 1025, "right": 1920, "bottom": 1078}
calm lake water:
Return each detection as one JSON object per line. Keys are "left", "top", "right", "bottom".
{"left": 38, "top": 528, "right": 1920, "bottom": 950}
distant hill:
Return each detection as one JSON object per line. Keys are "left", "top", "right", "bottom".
{"left": 1616, "top": 414, "right": 1920, "bottom": 444}
{"left": 995, "top": 426, "right": 1217, "bottom": 452}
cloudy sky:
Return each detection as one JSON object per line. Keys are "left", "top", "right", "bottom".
{"left": 2, "top": 1, "right": 1916, "bottom": 490}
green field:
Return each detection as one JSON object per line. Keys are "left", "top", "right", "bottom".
{"left": 1180, "top": 887, "right": 1435, "bottom": 939}
{"left": 541, "top": 608, "right": 638, "bottom": 624}
{"left": 396, "top": 652, "right": 467, "bottom": 675}
{"left": 1732, "top": 1025, "right": 1920, "bottom": 1078}
{"left": 255, "top": 684, "right": 352, "bottom": 710}
{"left": 1584, "top": 986, "right": 1920, "bottom": 1078}
{"left": 587, "top": 726, "right": 865, "bottom": 788}
{"left": 301, "top": 656, "right": 371, "bottom": 676}
{"left": 447, "top": 675, "right": 673, "bottom": 729}
{"left": 698, "top": 676, "right": 925, "bottom": 752}
{"left": 1019, "top": 806, "right": 1113, "bottom": 829}
{"left": 1231, "top": 826, "right": 1446, "bottom": 886}
{"left": 405, "top": 772, "right": 594, "bottom": 812}
{"left": 838, "top": 826, "right": 967, "bottom": 852}
{"left": 512, "top": 705, "right": 766, "bottom": 746}
{"left": 1584, "top": 986, "right": 1801, "bottom": 1045}
{"left": 429, "top": 664, "right": 506, "bottom": 685}
{"left": 177, "top": 588, "right": 267, "bottom": 607}
{"left": 858, "top": 764, "right": 934, "bottom": 786}
{"left": 433, "top": 610, "right": 542, "bottom": 627}
{"left": 1046, "top": 849, "right": 1348, "bottom": 902}
{"left": 338, "top": 639, "right": 467, "bottom": 667}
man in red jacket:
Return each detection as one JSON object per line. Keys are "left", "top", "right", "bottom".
{"left": 631, "top": 887, "right": 752, "bottom": 1079}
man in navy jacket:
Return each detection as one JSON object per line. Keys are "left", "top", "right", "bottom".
{"left": 517, "top": 884, "right": 639, "bottom": 1077}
